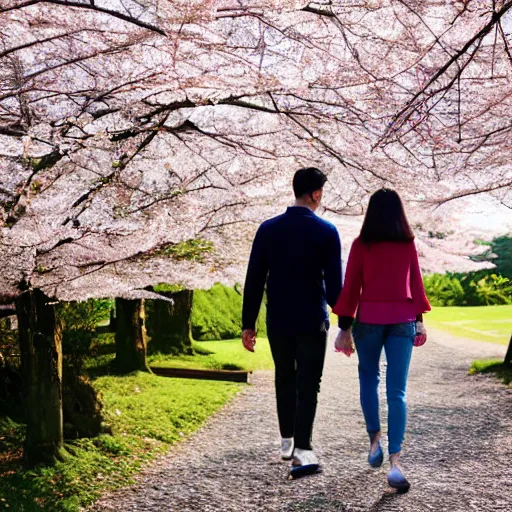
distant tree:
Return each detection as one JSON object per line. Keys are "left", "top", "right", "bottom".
{"left": 472, "top": 236, "right": 512, "bottom": 279}
{"left": 492, "top": 236, "right": 512, "bottom": 279}
{"left": 114, "top": 298, "right": 150, "bottom": 373}
{"left": 146, "top": 287, "right": 194, "bottom": 356}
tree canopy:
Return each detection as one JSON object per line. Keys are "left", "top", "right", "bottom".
{"left": 1, "top": 0, "right": 511, "bottom": 300}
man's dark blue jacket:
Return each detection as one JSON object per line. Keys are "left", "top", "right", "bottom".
{"left": 242, "top": 206, "right": 343, "bottom": 336}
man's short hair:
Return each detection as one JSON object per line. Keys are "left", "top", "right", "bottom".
{"left": 293, "top": 167, "right": 327, "bottom": 198}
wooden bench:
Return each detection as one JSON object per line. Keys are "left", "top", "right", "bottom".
{"left": 150, "top": 366, "right": 250, "bottom": 383}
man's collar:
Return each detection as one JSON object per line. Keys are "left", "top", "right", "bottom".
{"left": 286, "top": 206, "right": 316, "bottom": 216}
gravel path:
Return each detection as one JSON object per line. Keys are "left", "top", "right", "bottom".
{"left": 92, "top": 332, "right": 511, "bottom": 512}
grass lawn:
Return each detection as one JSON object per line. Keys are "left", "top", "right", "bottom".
{"left": 427, "top": 305, "right": 512, "bottom": 344}
{"left": 150, "top": 337, "right": 274, "bottom": 371}
{"left": 0, "top": 335, "right": 272, "bottom": 511}
{"left": 469, "top": 359, "right": 512, "bottom": 386}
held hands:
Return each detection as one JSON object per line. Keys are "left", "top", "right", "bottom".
{"left": 242, "top": 329, "right": 256, "bottom": 352}
{"left": 334, "top": 329, "right": 355, "bottom": 357}
{"left": 414, "top": 321, "right": 427, "bottom": 347}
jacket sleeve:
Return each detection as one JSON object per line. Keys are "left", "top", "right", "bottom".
{"left": 324, "top": 227, "right": 343, "bottom": 309}
{"left": 242, "top": 225, "right": 269, "bottom": 331}
{"left": 410, "top": 242, "right": 431, "bottom": 315}
{"left": 332, "top": 238, "right": 363, "bottom": 320}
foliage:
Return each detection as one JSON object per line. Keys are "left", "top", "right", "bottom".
{"left": 57, "top": 299, "right": 113, "bottom": 378}
{"left": 58, "top": 299, "right": 113, "bottom": 332}
{"left": 152, "top": 283, "right": 186, "bottom": 293}
{"left": 0, "top": 327, "right": 22, "bottom": 411}
{"left": 191, "top": 283, "right": 267, "bottom": 340}
{"left": 423, "top": 271, "right": 512, "bottom": 307}
{"left": 154, "top": 239, "right": 214, "bottom": 263}
{"left": 470, "top": 274, "right": 512, "bottom": 306}
{"left": 428, "top": 230, "right": 450, "bottom": 240}
{"left": 82, "top": 333, "right": 117, "bottom": 377}
{"left": 423, "top": 273, "right": 466, "bottom": 306}
{"left": 491, "top": 236, "right": 512, "bottom": 280}
{"left": 54, "top": 300, "right": 113, "bottom": 439}
{"left": 469, "top": 359, "right": 512, "bottom": 386}
{"left": 62, "top": 373, "right": 104, "bottom": 440}
{"left": 427, "top": 305, "right": 512, "bottom": 345}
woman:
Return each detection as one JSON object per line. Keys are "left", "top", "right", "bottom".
{"left": 333, "top": 188, "right": 430, "bottom": 492}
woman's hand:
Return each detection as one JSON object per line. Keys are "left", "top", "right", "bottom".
{"left": 414, "top": 321, "right": 427, "bottom": 347}
{"left": 334, "top": 329, "right": 355, "bottom": 357}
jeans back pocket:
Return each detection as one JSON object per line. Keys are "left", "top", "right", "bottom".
{"left": 353, "top": 322, "right": 382, "bottom": 341}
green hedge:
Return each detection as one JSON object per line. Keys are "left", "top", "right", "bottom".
{"left": 191, "top": 283, "right": 267, "bottom": 340}
{"left": 423, "top": 271, "right": 512, "bottom": 307}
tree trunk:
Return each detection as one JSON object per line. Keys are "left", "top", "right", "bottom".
{"left": 16, "top": 289, "right": 65, "bottom": 466}
{"left": 505, "top": 335, "right": 512, "bottom": 367}
{"left": 109, "top": 307, "right": 117, "bottom": 333}
{"left": 114, "top": 298, "right": 150, "bottom": 373}
{"left": 147, "top": 290, "right": 194, "bottom": 355}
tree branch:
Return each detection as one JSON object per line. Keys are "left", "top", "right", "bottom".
{"left": 432, "top": 179, "right": 512, "bottom": 208}
{"left": 0, "top": 29, "right": 102, "bottom": 59}
{"left": 0, "top": 0, "right": 166, "bottom": 36}
{"left": 380, "top": 1, "right": 512, "bottom": 143}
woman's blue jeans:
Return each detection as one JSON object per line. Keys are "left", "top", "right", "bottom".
{"left": 353, "top": 321, "right": 415, "bottom": 455}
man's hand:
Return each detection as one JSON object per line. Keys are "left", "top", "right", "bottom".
{"left": 414, "top": 321, "right": 427, "bottom": 347}
{"left": 334, "top": 329, "right": 355, "bottom": 357}
{"left": 242, "top": 329, "right": 257, "bottom": 352}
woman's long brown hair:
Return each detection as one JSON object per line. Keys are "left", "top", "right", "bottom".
{"left": 359, "top": 188, "right": 415, "bottom": 244}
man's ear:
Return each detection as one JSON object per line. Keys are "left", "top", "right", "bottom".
{"left": 311, "top": 189, "right": 323, "bottom": 204}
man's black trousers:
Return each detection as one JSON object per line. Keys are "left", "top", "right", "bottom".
{"left": 268, "top": 331, "right": 327, "bottom": 450}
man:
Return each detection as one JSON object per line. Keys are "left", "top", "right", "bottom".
{"left": 241, "top": 167, "right": 343, "bottom": 476}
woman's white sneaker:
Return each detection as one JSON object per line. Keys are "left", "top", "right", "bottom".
{"left": 280, "top": 437, "right": 294, "bottom": 460}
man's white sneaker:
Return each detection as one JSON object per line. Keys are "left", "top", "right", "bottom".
{"left": 290, "top": 448, "right": 321, "bottom": 479}
{"left": 280, "top": 437, "right": 294, "bottom": 460}
{"left": 292, "top": 448, "right": 319, "bottom": 467}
